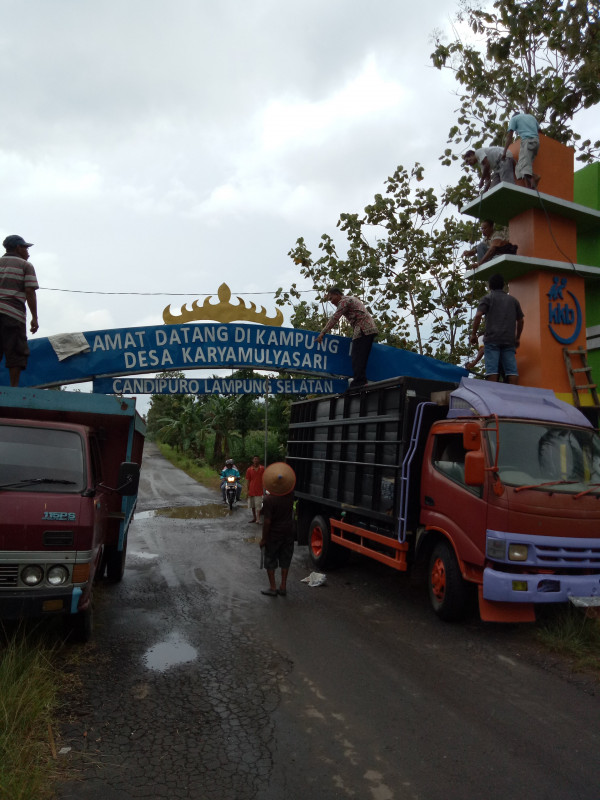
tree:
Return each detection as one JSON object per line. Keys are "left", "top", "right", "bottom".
{"left": 155, "top": 395, "right": 204, "bottom": 455}
{"left": 146, "top": 371, "right": 187, "bottom": 440}
{"left": 204, "top": 395, "right": 239, "bottom": 465}
{"left": 431, "top": 0, "right": 600, "bottom": 164}
{"left": 278, "top": 164, "right": 479, "bottom": 363}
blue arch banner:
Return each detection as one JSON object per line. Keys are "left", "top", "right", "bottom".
{"left": 4, "top": 322, "right": 468, "bottom": 389}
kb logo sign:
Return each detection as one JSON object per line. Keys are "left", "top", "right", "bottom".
{"left": 547, "top": 276, "right": 582, "bottom": 345}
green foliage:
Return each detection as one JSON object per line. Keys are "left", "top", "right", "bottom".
{"left": 431, "top": 0, "right": 600, "bottom": 162}
{"left": 147, "top": 369, "right": 293, "bottom": 468}
{"left": 278, "top": 164, "right": 478, "bottom": 363}
{"left": 0, "top": 631, "right": 59, "bottom": 800}
{"left": 155, "top": 442, "right": 222, "bottom": 489}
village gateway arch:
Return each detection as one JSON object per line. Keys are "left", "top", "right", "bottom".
{"left": 1, "top": 284, "right": 467, "bottom": 393}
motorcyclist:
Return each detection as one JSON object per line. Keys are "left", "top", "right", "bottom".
{"left": 220, "top": 458, "right": 242, "bottom": 503}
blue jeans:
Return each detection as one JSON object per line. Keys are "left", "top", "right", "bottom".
{"left": 484, "top": 343, "right": 517, "bottom": 377}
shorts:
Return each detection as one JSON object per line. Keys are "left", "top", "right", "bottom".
{"left": 484, "top": 343, "right": 518, "bottom": 377}
{"left": 0, "top": 314, "right": 29, "bottom": 369}
{"left": 248, "top": 495, "right": 263, "bottom": 510}
{"left": 515, "top": 137, "right": 539, "bottom": 179}
{"left": 263, "top": 539, "right": 294, "bottom": 570}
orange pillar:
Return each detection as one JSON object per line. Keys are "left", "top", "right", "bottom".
{"left": 499, "top": 136, "right": 586, "bottom": 398}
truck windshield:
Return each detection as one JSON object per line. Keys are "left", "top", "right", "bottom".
{"left": 0, "top": 426, "right": 85, "bottom": 493}
{"left": 485, "top": 421, "right": 600, "bottom": 493}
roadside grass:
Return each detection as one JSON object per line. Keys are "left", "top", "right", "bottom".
{"left": 155, "top": 442, "right": 221, "bottom": 490}
{"left": 0, "top": 626, "right": 62, "bottom": 800}
{"left": 536, "top": 606, "right": 600, "bottom": 676}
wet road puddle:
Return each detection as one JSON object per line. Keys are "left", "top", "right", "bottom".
{"left": 136, "top": 504, "right": 230, "bottom": 520}
{"left": 143, "top": 632, "right": 198, "bottom": 672}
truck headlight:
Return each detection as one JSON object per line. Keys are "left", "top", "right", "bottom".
{"left": 508, "top": 544, "right": 529, "bottom": 562}
{"left": 47, "top": 565, "right": 69, "bottom": 586}
{"left": 21, "top": 565, "right": 44, "bottom": 586}
{"left": 487, "top": 538, "right": 506, "bottom": 560}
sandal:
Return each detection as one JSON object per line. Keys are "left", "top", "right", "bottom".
{"left": 277, "top": 589, "right": 287, "bottom": 596}
{"left": 261, "top": 588, "right": 278, "bottom": 597}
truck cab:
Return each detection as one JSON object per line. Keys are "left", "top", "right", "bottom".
{"left": 0, "top": 388, "right": 145, "bottom": 640}
{"left": 420, "top": 381, "right": 600, "bottom": 621}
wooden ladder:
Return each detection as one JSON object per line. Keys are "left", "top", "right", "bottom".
{"left": 563, "top": 346, "right": 600, "bottom": 408}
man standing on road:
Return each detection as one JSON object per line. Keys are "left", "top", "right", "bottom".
{"left": 502, "top": 112, "right": 540, "bottom": 190}
{"left": 463, "top": 146, "right": 515, "bottom": 192}
{"left": 471, "top": 273, "right": 524, "bottom": 384}
{"left": 246, "top": 455, "right": 265, "bottom": 524}
{"left": 260, "top": 462, "right": 296, "bottom": 597}
{"left": 0, "top": 235, "right": 39, "bottom": 387}
{"left": 315, "top": 287, "right": 378, "bottom": 389}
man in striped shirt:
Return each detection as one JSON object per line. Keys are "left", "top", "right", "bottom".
{"left": 0, "top": 235, "right": 39, "bottom": 386}
{"left": 316, "top": 287, "right": 378, "bottom": 389}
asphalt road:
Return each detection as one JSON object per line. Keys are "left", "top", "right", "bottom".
{"left": 56, "top": 443, "right": 600, "bottom": 800}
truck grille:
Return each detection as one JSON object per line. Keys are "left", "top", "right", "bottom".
{"left": 0, "top": 565, "right": 19, "bottom": 587}
{"left": 43, "top": 531, "right": 74, "bottom": 547}
{"left": 535, "top": 542, "right": 600, "bottom": 569}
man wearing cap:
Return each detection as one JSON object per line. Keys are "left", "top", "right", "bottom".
{"left": 259, "top": 462, "right": 296, "bottom": 597}
{"left": 315, "top": 287, "right": 378, "bottom": 389}
{"left": 0, "top": 235, "right": 39, "bottom": 386}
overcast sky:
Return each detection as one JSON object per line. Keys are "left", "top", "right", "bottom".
{"left": 1, "top": 0, "right": 466, "bottom": 336}
{"left": 3, "top": 0, "right": 598, "bottom": 410}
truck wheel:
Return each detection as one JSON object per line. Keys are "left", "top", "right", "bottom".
{"left": 428, "top": 540, "right": 468, "bottom": 622}
{"left": 105, "top": 540, "right": 127, "bottom": 583}
{"left": 308, "top": 515, "right": 347, "bottom": 569}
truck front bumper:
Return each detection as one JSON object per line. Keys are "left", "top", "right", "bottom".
{"left": 483, "top": 567, "right": 600, "bottom": 604}
{"left": 0, "top": 587, "right": 82, "bottom": 618}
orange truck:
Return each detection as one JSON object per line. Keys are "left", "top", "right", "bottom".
{"left": 287, "top": 376, "right": 600, "bottom": 622}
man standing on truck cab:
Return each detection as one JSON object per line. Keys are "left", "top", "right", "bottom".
{"left": 315, "top": 287, "right": 378, "bottom": 389}
{"left": 0, "top": 235, "right": 39, "bottom": 387}
{"left": 471, "top": 273, "right": 524, "bottom": 384}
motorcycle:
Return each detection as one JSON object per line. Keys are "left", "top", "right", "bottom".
{"left": 225, "top": 475, "right": 238, "bottom": 510}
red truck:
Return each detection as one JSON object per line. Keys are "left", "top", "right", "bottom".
{"left": 0, "top": 387, "right": 145, "bottom": 639}
{"left": 287, "top": 376, "right": 600, "bottom": 622}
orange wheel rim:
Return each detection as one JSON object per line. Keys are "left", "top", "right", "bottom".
{"left": 311, "top": 526, "right": 324, "bottom": 557}
{"left": 431, "top": 557, "right": 446, "bottom": 601}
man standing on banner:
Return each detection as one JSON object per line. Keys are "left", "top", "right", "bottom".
{"left": 259, "top": 462, "right": 296, "bottom": 597}
{"left": 315, "top": 287, "right": 378, "bottom": 389}
{"left": 245, "top": 455, "right": 265, "bottom": 524}
{"left": 0, "top": 235, "right": 39, "bottom": 387}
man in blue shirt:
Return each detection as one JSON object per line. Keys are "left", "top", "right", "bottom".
{"left": 502, "top": 112, "right": 540, "bottom": 190}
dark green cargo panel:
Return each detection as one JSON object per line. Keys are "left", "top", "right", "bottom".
{"left": 287, "top": 376, "right": 455, "bottom": 533}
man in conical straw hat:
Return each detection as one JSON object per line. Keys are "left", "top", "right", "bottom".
{"left": 259, "top": 462, "right": 296, "bottom": 597}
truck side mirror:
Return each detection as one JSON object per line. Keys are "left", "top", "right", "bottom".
{"left": 464, "top": 451, "right": 485, "bottom": 486}
{"left": 117, "top": 462, "right": 140, "bottom": 496}
{"left": 463, "top": 423, "right": 481, "bottom": 451}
